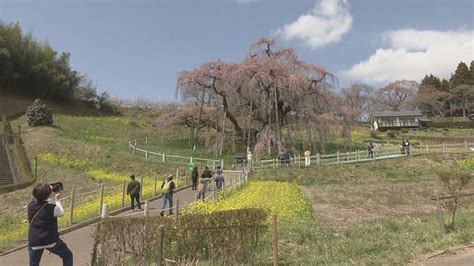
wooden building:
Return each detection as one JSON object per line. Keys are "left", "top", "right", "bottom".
{"left": 373, "top": 111, "right": 423, "bottom": 131}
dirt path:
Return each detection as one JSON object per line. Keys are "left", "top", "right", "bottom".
{"left": 0, "top": 171, "right": 242, "bottom": 266}
{"left": 409, "top": 243, "right": 474, "bottom": 266}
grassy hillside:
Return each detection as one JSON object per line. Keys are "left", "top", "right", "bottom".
{"left": 0, "top": 108, "right": 239, "bottom": 252}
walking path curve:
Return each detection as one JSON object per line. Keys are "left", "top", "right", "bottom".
{"left": 0, "top": 171, "right": 243, "bottom": 266}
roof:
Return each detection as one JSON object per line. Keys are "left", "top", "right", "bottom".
{"left": 373, "top": 110, "right": 423, "bottom": 117}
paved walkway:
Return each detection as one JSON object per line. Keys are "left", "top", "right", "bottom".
{"left": 0, "top": 172, "right": 242, "bottom": 266}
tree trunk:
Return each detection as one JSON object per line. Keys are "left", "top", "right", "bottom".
{"left": 220, "top": 108, "right": 227, "bottom": 155}
{"left": 195, "top": 87, "right": 206, "bottom": 147}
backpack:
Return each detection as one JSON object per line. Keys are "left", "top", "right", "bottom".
{"left": 162, "top": 180, "right": 171, "bottom": 193}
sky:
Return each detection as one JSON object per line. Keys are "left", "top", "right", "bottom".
{"left": 1, "top": 0, "right": 473, "bottom": 101}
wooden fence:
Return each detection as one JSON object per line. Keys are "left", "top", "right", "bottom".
{"left": 251, "top": 141, "right": 474, "bottom": 170}
{"left": 128, "top": 138, "right": 223, "bottom": 170}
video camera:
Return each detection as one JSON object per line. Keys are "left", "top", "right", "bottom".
{"left": 50, "top": 182, "right": 64, "bottom": 193}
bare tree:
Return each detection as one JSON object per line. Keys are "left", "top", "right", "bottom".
{"left": 416, "top": 86, "right": 451, "bottom": 117}
{"left": 375, "top": 80, "right": 418, "bottom": 111}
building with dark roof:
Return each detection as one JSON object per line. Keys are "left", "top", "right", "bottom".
{"left": 373, "top": 110, "right": 423, "bottom": 131}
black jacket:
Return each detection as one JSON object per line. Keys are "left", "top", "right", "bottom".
{"left": 127, "top": 180, "right": 141, "bottom": 196}
{"left": 28, "top": 200, "right": 59, "bottom": 247}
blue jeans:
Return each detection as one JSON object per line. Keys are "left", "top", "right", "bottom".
{"left": 161, "top": 193, "right": 173, "bottom": 214}
{"left": 29, "top": 238, "right": 73, "bottom": 266}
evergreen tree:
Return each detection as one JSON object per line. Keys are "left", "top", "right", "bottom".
{"left": 450, "top": 62, "right": 471, "bottom": 88}
{"left": 470, "top": 60, "right": 474, "bottom": 84}
{"left": 420, "top": 74, "right": 442, "bottom": 89}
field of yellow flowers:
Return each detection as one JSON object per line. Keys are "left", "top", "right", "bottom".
{"left": 0, "top": 166, "right": 187, "bottom": 252}
{"left": 189, "top": 181, "right": 314, "bottom": 224}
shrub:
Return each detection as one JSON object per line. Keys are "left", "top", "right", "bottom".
{"left": 369, "top": 130, "right": 378, "bottom": 139}
{"left": 91, "top": 209, "right": 268, "bottom": 265}
{"left": 387, "top": 130, "right": 398, "bottom": 138}
{"left": 26, "top": 99, "right": 53, "bottom": 127}
{"left": 439, "top": 170, "right": 472, "bottom": 230}
{"left": 400, "top": 128, "right": 409, "bottom": 133}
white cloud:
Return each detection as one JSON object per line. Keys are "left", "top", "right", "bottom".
{"left": 275, "top": 0, "right": 352, "bottom": 49}
{"left": 343, "top": 29, "right": 474, "bottom": 84}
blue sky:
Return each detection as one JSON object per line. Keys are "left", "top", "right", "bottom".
{"left": 1, "top": 0, "right": 473, "bottom": 101}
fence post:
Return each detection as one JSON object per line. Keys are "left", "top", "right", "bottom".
{"left": 99, "top": 183, "right": 104, "bottom": 216}
{"left": 176, "top": 168, "right": 179, "bottom": 186}
{"left": 434, "top": 191, "right": 446, "bottom": 238}
{"left": 175, "top": 199, "right": 180, "bottom": 221}
{"left": 272, "top": 215, "right": 278, "bottom": 266}
{"left": 34, "top": 155, "right": 38, "bottom": 178}
{"left": 101, "top": 204, "right": 108, "bottom": 218}
{"left": 145, "top": 150, "right": 148, "bottom": 159}
{"left": 336, "top": 151, "right": 340, "bottom": 164}
{"left": 140, "top": 176, "right": 144, "bottom": 201}
{"left": 133, "top": 146, "right": 136, "bottom": 155}
{"left": 316, "top": 153, "right": 320, "bottom": 166}
{"left": 298, "top": 155, "right": 301, "bottom": 168}
{"left": 162, "top": 153, "right": 166, "bottom": 162}
{"left": 69, "top": 189, "right": 75, "bottom": 226}
{"left": 134, "top": 138, "right": 137, "bottom": 146}
{"left": 221, "top": 159, "right": 224, "bottom": 170}
{"left": 121, "top": 180, "right": 126, "bottom": 208}
{"left": 154, "top": 175, "right": 157, "bottom": 196}
{"left": 156, "top": 225, "right": 165, "bottom": 266}
{"left": 386, "top": 147, "right": 389, "bottom": 159}
{"left": 144, "top": 200, "right": 150, "bottom": 217}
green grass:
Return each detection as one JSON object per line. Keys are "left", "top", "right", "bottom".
{"left": 255, "top": 210, "right": 474, "bottom": 265}
{"left": 0, "top": 111, "right": 235, "bottom": 252}
{"left": 251, "top": 155, "right": 474, "bottom": 264}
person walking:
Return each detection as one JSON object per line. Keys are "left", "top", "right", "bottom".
{"left": 127, "top": 175, "right": 141, "bottom": 211}
{"left": 214, "top": 166, "right": 225, "bottom": 190}
{"left": 198, "top": 166, "right": 212, "bottom": 200}
{"left": 191, "top": 166, "right": 199, "bottom": 190}
{"left": 160, "top": 175, "right": 176, "bottom": 216}
{"left": 304, "top": 148, "right": 311, "bottom": 167}
{"left": 28, "top": 183, "right": 73, "bottom": 266}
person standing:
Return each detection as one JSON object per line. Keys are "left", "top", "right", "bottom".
{"left": 214, "top": 166, "right": 225, "bottom": 190}
{"left": 246, "top": 150, "right": 253, "bottom": 169}
{"left": 367, "top": 142, "right": 374, "bottom": 159}
{"left": 28, "top": 183, "right": 73, "bottom": 266}
{"left": 405, "top": 140, "right": 411, "bottom": 155}
{"left": 127, "top": 175, "right": 141, "bottom": 211}
{"left": 191, "top": 166, "right": 199, "bottom": 190}
{"left": 304, "top": 148, "right": 311, "bottom": 167}
{"left": 198, "top": 166, "right": 212, "bottom": 200}
{"left": 160, "top": 175, "right": 176, "bottom": 216}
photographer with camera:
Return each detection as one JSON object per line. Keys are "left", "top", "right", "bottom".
{"left": 27, "top": 182, "right": 73, "bottom": 266}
